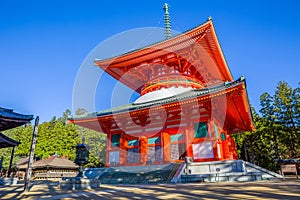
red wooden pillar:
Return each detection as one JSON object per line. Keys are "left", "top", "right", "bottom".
{"left": 162, "top": 131, "right": 171, "bottom": 162}
{"left": 105, "top": 134, "right": 111, "bottom": 166}
{"left": 226, "top": 134, "right": 238, "bottom": 160}
{"left": 119, "top": 133, "right": 128, "bottom": 165}
{"left": 212, "top": 141, "right": 219, "bottom": 161}
{"left": 210, "top": 120, "right": 219, "bottom": 160}
{"left": 229, "top": 135, "right": 238, "bottom": 159}
{"left": 185, "top": 127, "right": 194, "bottom": 158}
{"left": 218, "top": 126, "right": 225, "bottom": 160}
{"left": 217, "top": 127, "right": 224, "bottom": 160}
{"left": 139, "top": 136, "right": 148, "bottom": 165}
{"left": 221, "top": 132, "right": 230, "bottom": 159}
{"left": 184, "top": 108, "right": 194, "bottom": 159}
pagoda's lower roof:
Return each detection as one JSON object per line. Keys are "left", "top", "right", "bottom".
{"left": 72, "top": 77, "right": 247, "bottom": 119}
{"left": 0, "top": 107, "right": 33, "bottom": 131}
{"left": 70, "top": 77, "right": 254, "bottom": 134}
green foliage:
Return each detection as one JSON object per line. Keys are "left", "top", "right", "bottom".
{"left": 0, "top": 109, "right": 106, "bottom": 169}
{"left": 82, "top": 130, "right": 106, "bottom": 167}
{"left": 34, "top": 120, "right": 81, "bottom": 160}
{"left": 0, "top": 125, "right": 33, "bottom": 169}
{"left": 234, "top": 81, "right": 300, "bottom": 171}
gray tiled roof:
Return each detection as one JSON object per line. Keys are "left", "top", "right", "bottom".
{"left": 71, "top": 77, "right": 246, "bottom": 120}
{"left": 17, "top": 156, "right": 78, "bottom": 170}
{"left": 0, "top": 107, "right": 33, "bottom": 131}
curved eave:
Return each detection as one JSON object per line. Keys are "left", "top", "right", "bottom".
{"left": 94, "top": 19, "right": 233, "bottom": 92}
{"left": 70, "top": 77, "right": 254, "bottom": 134}
{"left": 70, "top": 78, "right": 244, "bottom": 121}
{"left": 0, "top": 132, "right": 20, "bottom": 148}
{"left": 0, "top": 107, "right": 33, "bottom": 131}
{"left": 209, "top": 21, "right": 234, "bottom": 84}
{"left": 94, "top": 20, "right": 212, "bottom": 65}
{"left": 224, "top": 82, "right": 255, "bottom": 134}
{"left": 0, "top": 107, "right": 33, "bottom": 120}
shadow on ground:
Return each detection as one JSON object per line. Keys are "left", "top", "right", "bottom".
{"left": 0, "top": 179, "right": 299, "bottom": 200}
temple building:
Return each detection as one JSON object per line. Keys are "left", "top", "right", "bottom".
{"left": 0, "top": 107, "right": 33, "bottom": 180}
{"left": 70, "top": 9, "right": 254, "bottom": 167}
{"left": 17, "top": 155, "right": 78, "bottom": 180}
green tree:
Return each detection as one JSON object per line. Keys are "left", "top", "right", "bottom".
{"left": 235, "top": 81, "right": 300, "bottom": 171}
{"left": 274, "top": 81, "right": 300, "bottom": 157}
{"left": 0, "top": 124, "right": 33, "bottom": 169}
{"left": 34, "top": 111, "right": 81, "bottom": 160}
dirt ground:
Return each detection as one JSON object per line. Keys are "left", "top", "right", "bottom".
{"left": 0, "top": 179, "right": 299, "bottom": 200}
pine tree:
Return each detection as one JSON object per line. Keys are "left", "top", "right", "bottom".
{"left": 274, "top": 81, "right": 299, "bottom": 157}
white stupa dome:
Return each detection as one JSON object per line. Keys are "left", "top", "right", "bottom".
{"left": 134, "top": 86, "right": 193, "bottom": 104}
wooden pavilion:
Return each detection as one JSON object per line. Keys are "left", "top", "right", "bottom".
{"left": 0, "top": 107, "right": 33, "bottom": 176}
{"left": 17, "top": 155, "right": 78, "bottom": 180}
{"left": 70, "top": 17, "right": 254, "bottom": 167}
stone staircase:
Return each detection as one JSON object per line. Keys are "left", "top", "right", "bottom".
{"left": 82, "top": 160, "right": 282, "bottom": 184}
{"left": 83, "top": 168, "right": 107, "bottom": 180}
{"left": 180, "top": 160, "right": 283, "bottom": 183}
{"left": 95, "top": 163, "right": 181, "bottom": 184}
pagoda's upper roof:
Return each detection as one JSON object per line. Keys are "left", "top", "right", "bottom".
{"left": 94, "top": 19, "right": 233, "bottom": 93}
{"left": 0, "top": 107, "right": 33, "bottom": 131}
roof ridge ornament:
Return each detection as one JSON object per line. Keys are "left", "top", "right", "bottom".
{"left": 163, "top": 3, "right": 171, "bottom": 39}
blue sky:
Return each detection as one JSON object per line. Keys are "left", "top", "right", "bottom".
{"left": 0, "top": 0, "right": 299, "bottom": 122}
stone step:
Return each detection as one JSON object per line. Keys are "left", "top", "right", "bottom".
{"left": 179, "top": 160, "right": 282, "bottom": 183}
{"left": 98, "top": 163, "right": 181, "bottom": 184}
{"left": 181, "top": 172, "right": 263, "bottom": 183}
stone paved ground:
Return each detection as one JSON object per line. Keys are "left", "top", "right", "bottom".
{"left": 0, "top": 180, "right": 299, "bottom": 200}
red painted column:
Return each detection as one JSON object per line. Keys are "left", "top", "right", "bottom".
{"left": 213, "top": 142, "right": 219, "bottom": 161}
{"left": 210, "top": 120, "right": 219, "bottom": 160}
{"left": 184, "top": 108, "right": 194, "bottom": 160}
{"left": 226, "top": 134, "right": 238, "bottom": 160}
{"left": 119, "top": 133, "right": 128, "bottom": 165}
{"left": 216, "top": 127, "right": 224, "bottom": 160}
{"left": 139, "top": 136, "right": 148, "bottom": 165}
{"left": 185, "top": 126, "right": 194, "bottom": 158}
{"left": 221, "top": 132, "right": 230, "bottom": 159}
{"left": 162, "top": 131, "right": 171, "bottom": 162}
{"left": 105, "top": 134, "right": 110, "bottom": 167}
{"left": 229, "top": 135, "right": 238, "bottom": 159}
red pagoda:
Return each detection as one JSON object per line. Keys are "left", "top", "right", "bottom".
{"left": 70, "top": 6, "right": 254, "bottom": 167}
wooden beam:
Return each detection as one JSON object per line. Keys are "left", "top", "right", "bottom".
{"left": 7, "top": 146, "right": 15, "bottom": 177}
